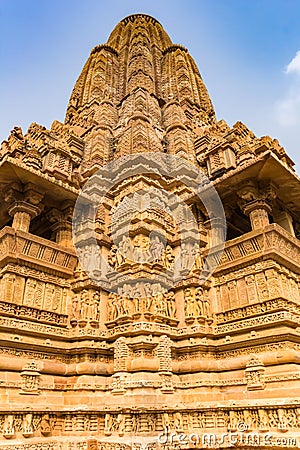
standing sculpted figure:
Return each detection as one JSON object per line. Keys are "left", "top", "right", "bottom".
{"left": 144, "top": 283, "right": 153, "bottom": 312}
{"left": 3, "top": 415, "right": 14, "bottom": 437}
{"left": 132, "top": 284, "right": 143, "bottom": 313}
{"left": 22, "top": 413, "right": 33, "bottom": 436}
{"left": 118, "top": 235, "right": 132, "bottom": 261}
{"left": 185, "top": 288, "right": 198, "bottom": 317}
{"left": 90, "top": 292, "right": 100, "bottom": 321}
{"left": 190, "top": 244, "right": 202, "bottom": 270}
{"left": 195, "top": 287, "right": 204, "bottom": 316}
{"left": 150, "top": 235, "right": 165, "bottom": 262}
{"left": 162, "top": 412, "right": 171, "bottom": 433}
{"left": 203, "top": 289, "right": 210, "bottom": 316}
{"left": 164, "top": 244, "right": 174, "bottom": 269}
{"left": 108, "top": 244, "right": 118, "bottom": 269}
{"left": 80, "top": 290, "right": 90, "bottom": 320}
{"left": 166, "top": 290, "right": 176, "bottom": 318}
{"left": 108, "top": 292, "right": 119, "bottom": 320}
{"left": 180, "top": 243, "right": 190, "bottom": 270}
{"left": 104, "top": 413, "right": 113, "bottom": 435}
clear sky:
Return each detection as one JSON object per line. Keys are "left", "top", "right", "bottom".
{"left": 1, "top": 0, "right": 300, "bottom": 167}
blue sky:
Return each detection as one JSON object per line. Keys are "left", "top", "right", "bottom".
{"left": 1, "top": 0, "right": 300, "bottom": 167}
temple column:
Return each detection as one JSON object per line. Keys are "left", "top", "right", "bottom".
{"left": 51, "top": 221, "right": 73, "bottom": 247}
{"left": 8, "top": 201, "right": 41, "bottom": 232}
{"left": 237, "top": 180, "right": 277, "bottom": 231}
{"left": 242, "top": 200, "right": 271, "bottom": 231}
{"left": 48, "top": 205, "right": 73, "bottom": 247}
{"left": 273, "top": 210, "right": 295, "bottom": 236}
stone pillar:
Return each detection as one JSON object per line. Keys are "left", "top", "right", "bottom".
{"left": 237, "top": 180, "right": 277, "bottom": 231}
{"left": 242, "top": 199, "right": 271, "bottom": 231}
{"left": 8, "top": 201, "right": 41, "bottom": 232}
{"left": 273, "top": 210, "right": 295, "bottom": 236}
{"left": 48, "top": 205, "right": 73, "bottom": 247}
{"left": 210, "top": 217, "right": 227, "bottom": 245}
{"left": 51, "top": 220, "right": 72, "bottom": 246}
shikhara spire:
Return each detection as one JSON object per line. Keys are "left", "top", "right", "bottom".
{"left": 64, "top": 14, "right": 216, "bottom": 172}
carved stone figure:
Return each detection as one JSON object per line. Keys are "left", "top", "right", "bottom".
{"left": 258, "top": 409, "right": 269, "bottom": 430}
{"left": 104, "top": 413, "right": 113, "bottom": 435}
{"left": 185, "top": 288, "right": 199, "bottom": 317}
{"left": 118, "top": 236, "right": 132, "bottom": 261}
{"left": 164, "top": 244, "right": 174, "bottom": 269}
{"left": 228, "top": 410, "right": 239, "bottom": 431}
{"left": 165, "top": 290, "right": 176, "bottom": 318}
{"left": 40, "top": 414, "right": 51, "bottom": 435}
{"left": 22, "top": 413, "right": 33, "bottom": 437}
{"left": 150, "top": 235, "right": 165, "bottom": 262}
{"left": 90, "top": 292, "right": 100, "bottom": 321}
{"left": 108, "top": 244, "right": 118, "bottom": 269}
{"left": 3, "top": 415, "right": 15, "bottom": 438}
{"left": 80, "top": 289, "right": 90, "bottom": 320}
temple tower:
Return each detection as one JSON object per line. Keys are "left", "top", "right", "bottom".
{"left": 0, "top": 13, "right": 299, "bottom": 449}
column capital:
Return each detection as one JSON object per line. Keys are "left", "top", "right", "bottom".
{"left": 8, "top": 201, "right": 41, "bottom": 220}
{"left": 242, "top": 199, "right": 272, "bottom": 217}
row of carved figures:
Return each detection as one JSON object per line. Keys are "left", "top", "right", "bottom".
{"left": 0, "top": 273, "right": 66, "bottom": 314}
{"left": 70, "top": 285, "right": 211, "bottom": 324}
{"left": 108, "top": 283, "right": 176, "bottom": 320}
{"left": 1, "top": 413, "right": 51, "bottom": 438}
{"left": 76, "top": 237, "right": 203, "bottom": 277}
{"left": 108, "top": 235, "right": 175, "bottom": 267}
{"left": 71, "top": 290, "right": 100, "bottom": 322}
{"left": 97, "top": 408, "right": 300, "bottom": 434}
{"left": 184, "top": 287, "right": 211, "bottom": 318}
{"left": 108, "top": 236, "right": 203, "bottom": 270}
{"left": 1, "top": 408, "right": 299, "bottom": 438}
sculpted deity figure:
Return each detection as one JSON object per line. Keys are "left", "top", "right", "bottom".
{"left": 24, "top": 278, "right": 36, "bottom": 306}
{"left": 243, "top": 410, "right": 253, "bottom": 430}
{"left": 71, "top": 293, "right": 80, "bottom": 320}
{"left": 190, "top": 244, "right": 202, "bottom": 270}
{"left": 150, "top": 235, "right": 165, "bottom": 263}
{"left": 258, "top": 409, "right": 269, "bottom": 430}
{"left": 162, "top": 412, "right": 171, "bottom": 433}
{"left": 108, "top": 244, "right": 118, "bottom": 269}
{"left": 132, "top": 235, "right": 145, "bottom": 262}
{"left": 165, "top": 290, "right": 176, "bottom": 318}
{"left": 40, "top": 414, "right": 51, "bottom": 435}
{"left": 108, "top": 292, "right": 119, "bottom": 320}
{"left": 228, "top": 410, "right": 239, "bottom": 430}
{"left": 152, "top": 284, "right": 165, "bottom": 315}
{"left": 164, "top": 244, "right": 174, "bottom": 269}
{"left": 203, "top": 289, "right": 210, "bottom": 316}
{"left": 118, "top": 235, "right": 132, "bottom": 261}
{"left": 118, "top": 285, "right": 133, "bottom": 316}
{"left": 83, "top": 245, "right": 92, "bottom": 268}
{"left": 80, "top": 290, "right": 90, "bottom": 320}
{"left": 22, "top": 413, "right": 33, "bottom": 436}
{"left": 116, "top": 414, "right": 125, "bottom": 436}
{"left": 180, "top": 243, "right": 190, "bottom": 271}
{"left": 3, "top": 415, "right": 15, "bottom": 437}
{"left": 195, "top": 287, "right": 204, "bottom": 316}
{"left": 144, "top": 283, "right": 154, "bottom": 311}
{"left": 185, "top": 288, "right": 199, "bottom": 317}
{"left": 173, "top": 412, "right": 184, "bottom": 432}
{"left": 90, "top": 292, "right": 100, "bottom": 321}
{"left": 104, "top": 413, "right": 113, "bottom": 435}
{"left": 132, "top": 284, "right": 143, "bottom": 313}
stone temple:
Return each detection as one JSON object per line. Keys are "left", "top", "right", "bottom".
{"left": 0, "top": 13, "right": 300, "bottom": 450}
